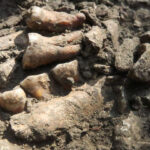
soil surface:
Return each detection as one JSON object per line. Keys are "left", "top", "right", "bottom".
{"left": 0, "top": 0, "right": 150, "bottom": 150}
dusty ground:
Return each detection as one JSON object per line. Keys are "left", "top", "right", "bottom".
{"left": 0, "top": 0, "right": 150, "bottom": 150}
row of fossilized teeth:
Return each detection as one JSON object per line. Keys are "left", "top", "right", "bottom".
{"left": 0, "top": 59, "right": 80, "bottom": 113}
{"left": 0, "top": 6, "right": 86, "bottom": 114}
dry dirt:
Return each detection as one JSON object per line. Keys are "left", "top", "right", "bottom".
{"left": 0, "top": 0, "right": 150, "bottom": 150}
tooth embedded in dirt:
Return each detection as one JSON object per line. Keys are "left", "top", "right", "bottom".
{"left": 51, "top": 60, "right": 80, "bottom": 89}
{"left": 10, "top": 87, "right": 103, "bottom": 141}
{"left": 28, "top": 31, "right": 83, "bottom": 46}
{"left": 0, "top": 87, "right": 26, "bottom": 113}
{"left": 0, "top": 31, "right": 28, "bottom": 51}
{"left": 22, "top": 36, "right": 81, "bottom": 69}
{"left": 20, "top": 73, "right": 51, "bottom": 100}
{"left": 26, "top": 6, "right": 86, "bottom": 32}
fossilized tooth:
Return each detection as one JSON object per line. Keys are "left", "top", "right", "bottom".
{"left": 0, "top": 88, "right": 26, "bottom": 113}
{"left": 28, "top": 31, "right": 83, "bottom": 46}
{"left": 22, "top": 33, "right": 81, "bottom": 69}
{"left": 0, "top": 31, "right": 28, "bottom": 51}
{"left": 51, "top": 60, "right": 80, "bottom": 89}
{"left": 26, "top": 6, "right": 86, "bottom": 32}
{"left": 10, "top": 86, "right": 103, "bottom": 141}
{"left": 20, "top": 73, "right": 51, "bottom": 100}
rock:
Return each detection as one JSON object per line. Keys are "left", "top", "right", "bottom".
{"left": 129, "top": 45, "right": 150, "bottom": 82}
{"left": 103, "top": 19, "right": 119, "bottom": 50}
{"left": 10, "top": 87, "right": 103, "bottom": 141}
{"left": 0, "top": 87, "right": 26, "bottom": 113}
{"left": 77, "top": 2, "right": 97, "bottom": 9}
{"left": 26, "top": 6, "right": 86, "bottom": 32}
{"left": 96, "top": 4, "right": 109, "bottom": 18}
{"left": 97, "top": 5, "right": 119, "bottom": 20}
{"left": 115, "top": 38, "right": 140, "bottom": 72}
{"left": 134, "top": 19, "right": 142, "bottom": 28}
{"left": 0, "top": 139, "right": 20, "bottom": 150}
{"left": 0, "top": 119, "right": 6, "bottom": 136}
{"left": 130, "top": 96, "right": 142, "bottom": 110}
{"left": 97, "top": 46, "right": 115, "bottom": 65}
{"left": 107, "top": 6, "right": 120, "bottom": 19}
{"left": 82, "top": 26, "right": 106, "bottom": 57}
{"left": 126, "top": 0, "right": 150, "bottom": 7}
{"left": 113, "top": 85, "right": 128, "bottom": 114}
{"left": 81, "top": 8, "right": 101, "bottom": 26}
{"left": 0, "top": 59, "right": 16, "bottom": 88}
{"left": 20, "top": 73, "right": 51, "bottom": 100}
{"left": 141, "top": 96, "right": 150, "bottom": 108}
{"left": 54, "top": 2, "right": 75, "bottom": 12}
{"left": 5, "top": 15, "right": 22, "bottom": 27}
{"left": 45, "top": 0, "right": 63, "bottom": 10}
{"left": 82, "top": 70, "right": 93, "bottom": 79}
{"left": 93, "top": 64, "right": 113, "bottom": 75}
{"left": 114, "top": 112, "right": 141, "bottom": 150}
{"left": 136, "top": 43, "right": 150, "bottom": 58}
{"left": 0, "top": 31, "right": 28, "bottom": 51}
{"left": 140, "top": 31, "right": 150, "bottom": 43}
{"left": 51, "top": 60, "right": 80, "bottom": 90}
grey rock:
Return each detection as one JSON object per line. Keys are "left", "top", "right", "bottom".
{"left": 97, "top": 46, "right": 115, "bottom": 65}
{"left": 54, "top": 2, "right": 75, "bottom": 12}
{"left": 126, "top": 0, "right": 150, "bottom": 6}
{"left": 107, "top": 6, "right": 120, "bottom": 20}
{"left": 0, "top": 31, "right": 28, "bottom": 51}
{"left": 133, "top": 20, "right": 142, "bottom": 28}
{"left": 129, "top": 44, "right": 150, "bottom": 82}
{"left": 0, "top": 139, "right": 20, "bottom": 150}
{"left": 96, "top": 4, "right": 109, "bottom": 18}
{"left": 115, "top": 38, "right": 140, "bottom": 72}
{"left": 0, "top": 59, "right": 16, "bottom": 88}
{"left": 82, "top": 71, "right": 92, "bottom": 79}
{"left": 103, "top": 19, "right": 119, "bottom": 50}
{"left": 77, "top": 2, "right": 97, "bottom": 9}
{"left": 114, "top": 112, "right": 141, "bottom": 150}
{"left": 5, "top": 16, "right": 22, "bottom": 27}
{"left": 113, "top": 85, "right": 128, "bottom": 114}
{"left": 136, "top": 43, "right": 150, "bottom": 57}
{"left": 140, "top": 31, "right": 150, "bottom": 43}
{"left": 0, "top": 120, "right": 6, "bottom": 136}
{"left": 81, "top": 7, "right": 101, "bottom": 26}
{"left": 82, "top": 26, "right": 106, "bottom": 57}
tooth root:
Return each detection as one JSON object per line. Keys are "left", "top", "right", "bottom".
{"left": 26, "top": 6, "right": 86, "bottom": 32}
